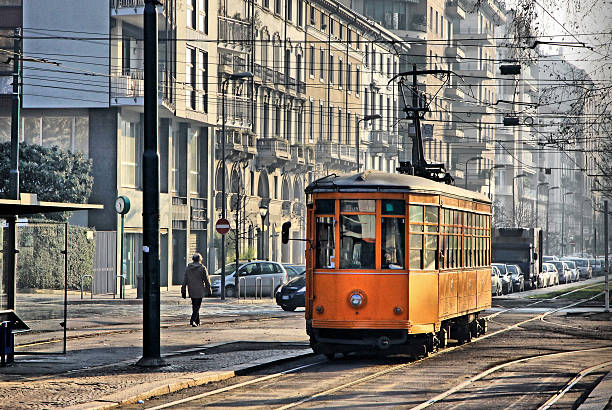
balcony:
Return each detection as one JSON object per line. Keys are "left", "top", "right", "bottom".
{"left": 257, "top": 137, "right": 291, "bottom": 167}
{"left": 110, "top": 72, "right": 143, "bottom": 105}
{"left": 461, "top": 102, "right": 495, "bottom": 116}
{"left": 446, "top": 1, "right": 466, "bottom": 19}
{"left": 410, "top": 15, "right": 427, "bottom": 32}
{"left": 455, "top": 27, "right": 495, "bottom": 46}
{"left": 217, "top": 95, "right": 252, "bottom": 128}
{"left": 444, "top": 43, "right": 466, "bottom": 61}
{"left": 339, "top": 145, "right": 357, "bottom": 164}
{"left": 444, "top": 126, "right": 464, "bottom": 140}
{"left": 291, "top": 144, "right": 306, "bottom": 165}
{"left": 444, "top": 85, "right": 464, "bottom": 100}
{"left": 368, "top": 130, "right": 392, "bottom": 153}
{"left": 218, "top": 16, "right": 251, "bottom": 51}
{"left": 111, "top": 0, "right": 164, "bottom": 21}
{"left": 456, "top": 62, "right": 495, "bottom": 81}
{"left": 316, "top": 141, "right": 340, "bottom": 162}
{"left": 218, "top": 53, "right": 247, "bottom": 75}
{"left": 171, "top": 196, "right": 188, "bottom": 222}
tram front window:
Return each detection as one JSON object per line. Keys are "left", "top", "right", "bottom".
{"left": 316, "top": 217, "right": 335, "bottom": 269}
{"left": 340, "top": 214, "right": 376, "bottom": 269}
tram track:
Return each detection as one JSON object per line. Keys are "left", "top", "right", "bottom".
{"left": 138, "top": 284, "right": 607, "bottom": 409}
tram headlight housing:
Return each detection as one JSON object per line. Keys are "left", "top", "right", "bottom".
{"left": 347, "top": 290, "right": 367, "bottom": 309}
{"left": 350, "top": 294, "right": 363, "bottom": 307}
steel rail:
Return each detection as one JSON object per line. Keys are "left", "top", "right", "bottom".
{"left": 537, "top": 360, "right": 612, "bottom": 410}
{"left": 149, "top": 287, "right": 605, "bottom": 410}
{"left": 412, "top": 347, "right": 612, "bottom": 410}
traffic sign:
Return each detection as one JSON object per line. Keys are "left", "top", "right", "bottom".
{"left": 216, "top": 218, "right": 231, "bottom": 235}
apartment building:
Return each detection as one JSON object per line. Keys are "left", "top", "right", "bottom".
{"left": 215, "top": 0, "right": 407, "bottom": 267}
{"left": 0, "top": 0, "right": 219, "bottom": 290}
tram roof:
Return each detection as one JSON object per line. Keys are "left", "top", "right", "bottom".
{"left": 305, "top": 171, "right": 491, "bottom": 204}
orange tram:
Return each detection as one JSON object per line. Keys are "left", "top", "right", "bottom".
{"left": 304, "top": 170, "right": 493, "bottom": 358}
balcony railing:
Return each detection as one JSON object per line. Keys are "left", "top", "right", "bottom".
{"left": 218, "top": 16, "right": 251, "bottom": 47}
{"left": 257, "top": 137, "right": 291, "bottom": 161}
{"left": 111, "top": 73, "right": 144, "bottom": 99}
{"left": 297, "top": 81, "right": 306, "bottom": 94}
{"left": 111, "top": 0, "right": 144, "bottom": 9}
{"left": 217, "top": 95, "right": 252, "bottom": 126}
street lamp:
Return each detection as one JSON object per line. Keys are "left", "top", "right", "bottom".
{"left": 512, "top": 173, "right": 528, "bottom": 227}
{"left": 545, "top": 186, "right": 559, "bottom": 255}
{"left": 465, "top": 156, "right": 483, "bottom": 189}
{"left": 534, "top": 182, "right": 549, "bottom": 228}
{"left": 487, "top": 164, "right": 505, "bottom": 198}
{"left": 221, "top": 71, "right": 253, "bottom": 300}
{"left": 561, "top": 191, "right": 574, "bottom": 257}
{"left": 356, "top": 114, "right": 382, "bottom": 172}
{"left": 259, "top": 203, "right": 269, "bottom": 260}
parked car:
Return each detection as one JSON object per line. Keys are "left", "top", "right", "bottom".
{"left": 210, "top": 261, "right": 288, "bottom": 297}
{"left": 275, "top": 273, "right": 306, "bottom": 311}
{"left": 542, "top": 255, "right": 559, "bottom": 263}
{"left": 536, "top": 265, "right": 548, "bottom": 288}
{"left": 491, "top": 266, "right": 503, "bottom": 296}
{"left": 283, "top": 264, "right": 306, "bottom": 279}
{"left": 552, "top": 261, "right": 572, "bottom": 284}
{"left": 492, "top": 263, "right": 513, "bottom": 294}
{"left": 561, "top": 260, "right": 580, "bottom": 282}
{"left": 543, "top": 263, "right": 560, "bottom": 286}
{"left": 589, "top": 259, "right": 601, "bottom": 276}
{"left": 507, "top": 264, "right": 525, "bottom": 292}
{"left": 568, "top": 258, "right": 592, "bottom": 279}
{"left": 598, "top": 258, "right": 607, "bottom": 275}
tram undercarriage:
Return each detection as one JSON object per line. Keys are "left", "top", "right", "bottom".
{"left": 308, "top": 313, "right": 487, "bottom": 359}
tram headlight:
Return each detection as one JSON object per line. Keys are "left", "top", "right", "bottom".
{"left": 350, "top": 293, "right": 363, "bottom": 307}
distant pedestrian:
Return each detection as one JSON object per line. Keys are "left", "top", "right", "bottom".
{"left": 181, "top": 253, "right": 212, "bottom": 327}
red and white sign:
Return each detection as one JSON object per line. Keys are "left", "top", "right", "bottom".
{"left": 215, "top": 218, "right": 231, "bottom": 235}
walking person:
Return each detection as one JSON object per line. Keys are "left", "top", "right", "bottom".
{"left": 181, "top": 253, "right": 212, "bottom": 327}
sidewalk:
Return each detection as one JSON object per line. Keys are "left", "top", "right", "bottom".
{"left": 2, "top": 297, "right": 311, "bottom": 409}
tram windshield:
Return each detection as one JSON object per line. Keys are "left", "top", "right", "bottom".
{"left": 340, "top": 214, "right": 376, "bottom": 269}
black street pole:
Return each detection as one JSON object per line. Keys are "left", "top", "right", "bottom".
{"left": 137, "top": 0, "right": 164, "bottom": 367}
{"left": 7, "top": 28, "right": 21, "bottom": 311}
{"left": 221, "top": 79, "right": 227, "bottom": 301}
{"left": 605, "top": 201, "right": 609, "bottom": 312}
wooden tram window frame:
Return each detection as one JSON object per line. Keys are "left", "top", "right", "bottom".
{"left": 408, "top": 200, "right": 440, "bottom": 271}
{"left": 338, "top": 198, "right": 378, "bottom": 270}
{"left": 313, "top": 199, "right": 336, "bottom": 270}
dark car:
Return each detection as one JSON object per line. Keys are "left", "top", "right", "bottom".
{"left": 283, "top": 264, "right": 306, "bottom": 279}
{"left": 275, "top": 274, "right": 305, "bottom": 311}
{"left": 507, "top": 264, "right": 525, "bottom": 292}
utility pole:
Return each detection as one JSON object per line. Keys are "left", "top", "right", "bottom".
{"left": 7, "top": 28, "right": 21, "bottom": 311}
{"left": 137, "top": 0, "right": 164, "bottom": 367}
{"left": 605, "top": 200, "right": 609, "bottom": 313}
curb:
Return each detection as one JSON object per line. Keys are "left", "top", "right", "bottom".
{"left": 69, "top": 349, "right": 314, "bottom": 409}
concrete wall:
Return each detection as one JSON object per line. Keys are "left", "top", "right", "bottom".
{"left": 23, "top": 0, "right": 110, "bottom": 108}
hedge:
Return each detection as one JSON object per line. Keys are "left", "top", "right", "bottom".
{"left": 16, "top": 223, "right": 95, "bottom": 290}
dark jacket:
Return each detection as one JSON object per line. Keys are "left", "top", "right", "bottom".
{"left": 182, "top": 262, "right": 212, "bottom": 298}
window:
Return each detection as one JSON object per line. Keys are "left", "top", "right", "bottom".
{"left": 339, "top": 200, "right": 376, "bottom": 269}
{"left": 347, "top": 63, "right": 352, "bottom": 91}
{"left": 185, "top": 47, "right": 196, "bottom": 110}
{"left": 339, "top": 23, "right": 343, "bottom": 40}
{"left": 435, "top": 10, "right": 438, "bottom": 34}
{"left": 320, "top": 11, "right": 326, "bottom": 30}
{"left": 319, "top": 104, "right": 324, "bottom": 139}
{"left": 315, "top": 199, "right": 335, "bottom": 269}
{"left": 319, "top": 48, "right": 325, "bottom": 79}
{"left": 189, "top": 128, "right": 200, "bottom": 194}
{"left": 121, "top": 119, "right": 141, "bottom": 188}
{"left": 198, "top": 0, "right": 208, "bottom": 34}
{"left": 296, "top": 54, "right": 302, "bottom": 84}
{"left": 309, "top": 46, "right": 315, "bottom": 76}
{"left": 187, "top": 0, "right": 196, "bottom": 29}
{"left": 310, "top": 5, "right": 316, "bottom": 25}
{"left": 287, "top": 0, "right": 292, "bottom": 20}
{"left": 329, "top": 54, "right": 334, "bottom": 83}
{"left": 297, "top": 0, "right": 303, "bottom": 26}
{"left": 309, "top": 101, "right": 314, "bottom": 141}
{"left": 328, "top": 106, "right": 333, "bottom": 140}
{"left": 356, "top": 68, "right": 360, "bottom": 94}
{"left": 382, "top": 200, "right": 405, "bottom": 270}
{"left": 348, "top": 29, "right": 352, "bottom": 46}
{"left": 429, "top": 7, "right": 433, "bottom": 30}
{"left": 274, "top": 0, "right": 281, "bottom": 14}
{"left": 409, "top": 205, "right": 439, "bottom": 270}
{"left": 198, "top": 50, "right": 208, "bottom": 112}
{"left": 364, "top": 88, "right": 368, "bottom": 117}
{"left": 356, "top": 34, "right": 360, "bottom": 51}
{"left": 338, "top": 59, "right": 343, "bottom": 88}
{"left": 263, "top": 0, "right": 269, "bottom": 8}
{"left": 329, "top": 18, "right": 334, "bottom": 36}
{"left": 338, "top": 108, "right": 342, "bottom": 142}
{"left": 365, "top": 45, "right": 369, "bottom": 66}
{"left": 440, "top": 15, "right": 444, "bottom": 38}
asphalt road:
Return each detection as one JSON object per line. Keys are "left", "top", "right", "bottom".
{"left": 133, "top": 287, "right": 612, "bottom": 409}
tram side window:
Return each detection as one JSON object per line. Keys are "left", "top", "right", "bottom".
{"left": 409, "top": 205, "right": 439, "bottom": 270}
{"left": 315, "top": 217, "right": 335, "bottom": 269}
{"left": 340, "top": 214, "right": 376, "bottom": 269}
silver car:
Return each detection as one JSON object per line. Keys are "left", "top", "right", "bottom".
{"left": 210, "top": 261, "right": 289, "bottom": 297}
{"left": 561, "top": 260, "right": 580, "bottom": 282}
{"left": 543, "top": 263, "right": 559, "bottom": 286}
{"left": 552, "top": 261, "right": 572, "bottom": 284}
{"left": 568, "top": 258, "right": 592, "bottom": 279}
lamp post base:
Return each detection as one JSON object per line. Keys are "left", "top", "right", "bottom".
{"left": 136, "top": 356, "right": 166, "bottom": 368}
